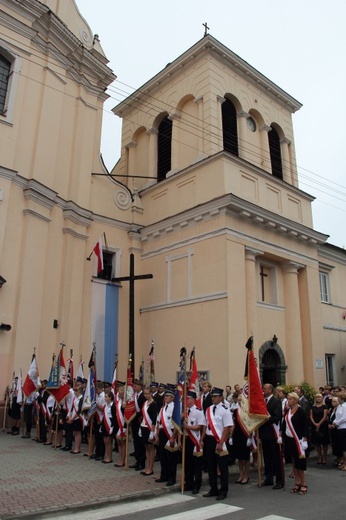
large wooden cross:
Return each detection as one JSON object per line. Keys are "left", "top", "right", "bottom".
{"left": 112, "top": 253, "right": 153, "bottom": 371}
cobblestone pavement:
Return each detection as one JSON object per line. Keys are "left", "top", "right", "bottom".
{"left": 0, "top": 431, "right": 184, "bottom": 519}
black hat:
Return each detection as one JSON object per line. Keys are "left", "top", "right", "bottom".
{"left": 116, "top": 381, "right": 125, "bottom": 387}
{"left": 151, "top": 382, "right": 159, "bottom": 388}
{"left": 210, "top": 387, "right": 223, "bottom": 396}
{"left": 76, "top": 376, "right": 83, "bottom": 383}
{"left": 103, "top": 381, "right": 112, "bottom": 388}
{"left": 187, "top": 390, "right": 197, "bottom": 399}
{"left": 158, "top": 383, "right": 167, "bottom": 389}
{"left": 165, "top": 388, "right": 175, "bottom": 397}
{"left": 82, "top": 378, "right": 88, "bottom": 384}
{"left": 134, "top": 379, "right": 143, "bottom": 386}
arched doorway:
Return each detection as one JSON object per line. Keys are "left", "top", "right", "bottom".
{"left": 259, "top": 340, "right": 287, "bottom": 386}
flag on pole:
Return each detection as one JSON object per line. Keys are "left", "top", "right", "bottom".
{"left": 67, "top": 349, "right": 74, "bottom": 382}
{"left": 23, "top": 354, "right": 39, "bottom": 397}
{"left": 46, "top": 348, "right": 70, "bottom": 404}
{"left": 88, "top": 343, "right": 97, "bottom": 392}
{"left": 188, "top": 348, "right": 201, "bottom": 408}
{"left": 93, "top": 236, "right": 104, "bottom": 274}
{"left": 172, "top": 388, "right": 182, "bottom": 432}
{"left": 111, "top": 355, "right": 118, "bottom": 393}
{"left": 177, "top": 347, "right": 186, "bottom": 399}
{"left": 75, "top": 359, "right": 84, "bottom": 382}
{"left": 145, "top": 341, "right": 155, "bottom": 386}
{"left": 238, "top": 337, "right": 269, "bottom": 434}
{"left": 16, "top": 369, "right": 23, "bottom": 405}
{"left": 82, "top": 366, "right": 96, "bottom": 411}
{"left": 138, "top": 358, "right": 144, "bottom": 383}
{"left": 124, "top": 362, "right": 136, "bottom": 424}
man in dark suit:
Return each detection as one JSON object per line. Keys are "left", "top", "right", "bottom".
{"left": 259, "top": 383, "right": 283, "bottom": 489}
{"left": 129, "top": 379, "right": 146, "bottom": 470}
{"left": 201, "top": 381, "right": 212, "bottom": 414}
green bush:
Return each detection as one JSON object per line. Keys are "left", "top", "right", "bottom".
{"left": 283, "top": 381, "right": 316, "bottom": 406}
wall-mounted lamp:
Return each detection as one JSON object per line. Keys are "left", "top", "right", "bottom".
{"left": 341, "top": 365, "right": 345, "bottom": 371}
{"left": 53, "top": 319, "right": 59, "bottom": 329}
{"left": 0, "top": 323, "right": 11, "bottom": 331}
{"left": 0, "top": 276, "right": 6, "bottom": 288}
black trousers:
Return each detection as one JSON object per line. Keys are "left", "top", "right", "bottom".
{"left": 23, "top": 403, "right": 33, "bottom": 434}
{"left": 158, "top": 430, "right": 178, "bottom": 483}
{"left": 184, "top": 436, "right": 202, "bottom": 490}
{"left": 131, "top": 417, "right": 146, "bottom": 467}
{"left": 204, "top": 435, "right": 229, "bottom": 495}
{"left": 261, "top": 438, "right": 282, "bottom": 483}
{"left": 95, "top": 420, "right": 105, "bottom": 458}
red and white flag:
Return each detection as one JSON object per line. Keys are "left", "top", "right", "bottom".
{"left": 238, "top": 337, "right": 268, "bottom": 434}
{"left": 22, "top": 355, "right": 39, "bottom": 397}
{"left": 189, "top": 354, "right": 201, "bottom": 408}
{"left": 16, "top": 369, "right": 23, "bottom": 405}
{"left": 93, "top": 236, "right": 104, "bottom": 274}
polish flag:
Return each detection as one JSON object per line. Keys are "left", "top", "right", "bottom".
{"left": 93, "top": 236, "right": 104, "bottom": 274}
{"left": 22, "top": 355, "right": 39, "bottom": 397}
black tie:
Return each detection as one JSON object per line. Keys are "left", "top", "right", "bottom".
{"left": 213, "top": 405, "right": 217, "bottom": 415}
{"left": 165, "top": 405, "right": 168, "bottom": 411}
{"left": 265, "top": 398, "right": 268, "bottom": 404}
{"left": 188, "top": 409, "right": 191, "bottom": 416}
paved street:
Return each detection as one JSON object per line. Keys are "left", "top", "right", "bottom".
{"left": 1, "top": 431, "right": 346, "bottom": 520}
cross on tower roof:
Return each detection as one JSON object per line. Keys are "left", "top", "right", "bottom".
{"left": 203, "top": 22, "right": 210, "bottom": 36}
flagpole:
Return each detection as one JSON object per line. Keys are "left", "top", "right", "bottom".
{"left": 88, "top": 419, "right": 94, "bottom": 458}
{"left": 125, "top": 427, "right": 129, "bottom": 471}
{"left": 54, "top": 405, "right": 59, "bottom": 448}
{"left": 180, "top": 348, "right": 187, "bottom": 494}
{"left": 257, "top": 429, "right": 262, "bottom": 486}
{"left": 2, "top": 387, "right": 9, "bottom": 431}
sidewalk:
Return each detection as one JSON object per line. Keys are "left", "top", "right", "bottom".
{"left": 0, "top": 431, "right": 187, "bottom": 519}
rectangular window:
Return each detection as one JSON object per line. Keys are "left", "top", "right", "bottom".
{"left": 319, "top": 272, "right": 330, "bottom": 303}
{"left": 325, "top": 354, "right": 335, "bottom": 386}
{"left": 0, "top": 54, "right": 11, "bottom": 115}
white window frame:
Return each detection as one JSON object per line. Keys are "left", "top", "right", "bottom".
{"left": 325, "top": 354, "right": 335, "bottom": 386}
{"left": 319, "top": 271, "right": 330, "bottom": 303}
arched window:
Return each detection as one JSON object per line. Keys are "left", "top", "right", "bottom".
{"left": 268, "top": 126, "right": 283, "bottom": 179}
{"left": 157, "top": 116, "right": 172, "bottom": 182}
{"left": 222, "top": 98, "right": 238, "bottom": 156}
{"left": 0, "top": 53, "right": 11, "bottom": 115}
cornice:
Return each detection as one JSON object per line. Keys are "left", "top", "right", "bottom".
{"left": 63, "top": 201, "right": 93, "bottom": 228}
{"left": 0, "top": 165, "right": 17, "bottom": 180}
{"left": 62, "top": 227, "right": 88, "bottom": 240}
{"left": 113, "top": 35, "right": 302, "bottom": 117}
{"left": 140, "top": 191, "right": 327, "bottom": 246}
{"left": 23, "top": 208, "right": 51, "bottom": 223}
{"left": 317, "top": 243, "right": 346, "bottom": 266}
{"left": 23, "top": 179, "right": 57, "bottom": 210}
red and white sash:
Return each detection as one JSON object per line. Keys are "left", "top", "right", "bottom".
{"left": 115, "top": 397, "right": 125, "bottom": 438}
{"left": 286, "top": 409, "right": 305, "bottom": 459}
{"left": 159, "top": 406, "right": 173, "bottom": 440}
{"left": 186, "top": 409, "right": 202, "bottom": 454}
{"left": 72, "top": 396, "right": 85, "bottom": 428}
{"left": 206, "top": 406, "right": 221, "bottom": 442}
{"left": 40, "top": 402, "right": 47, "bottom": 419}
{"left": 142, "top": 402, "right": 153, "bottom": 430}
{"left": 103, "top": 404, "right": 113, "bottom": 435}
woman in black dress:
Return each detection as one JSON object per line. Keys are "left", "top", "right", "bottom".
{"left": 100, "top": 391, "right": 115, "bottom": 463}
{"left": 310, "top": 393, "right": 329, "bottom": 464}
{"left": 282, "top": 392, "right": 309, "bottom": 495}
{"left": 232, "top": 394, "right": 251, "bottom": 484}
{"left": 140, "top": 387, "right": 158, "bottom": 475}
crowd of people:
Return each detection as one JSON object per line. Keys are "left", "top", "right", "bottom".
{"left": 6, "top": 377, "right": 346, "bottom": 501}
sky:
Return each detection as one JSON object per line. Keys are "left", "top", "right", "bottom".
{"left": 75, "top": 0, "right": 346, "bottom": 249}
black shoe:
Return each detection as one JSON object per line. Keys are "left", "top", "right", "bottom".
{"left": 166, "top": 481, "right": 176, "bottom": 487}
{"left": 155, "top": 478, "right": 167, "bottom": 483}
{"left": 216, "top": 494, "right": 227, "bottom": 501}
{"left": 21, "top": 433, "right": 31, "bottom": 439}
{"left": 192, "top": 489, "right": 200, "bottom": 494}
{"left": 203, "top": 490, "right": 218, "bottom": 497}
{"left": 273, "top": 482, "right": 283, "bottom": 490}
{"left": 89, "top": 454, "right": 97, "bottom": 459}
{"left": 262, "top": 479, "right": 274, "bottom": 486}
{"left": 95, "top": 456, "right": 103, "bottom": 461}
{"left": 129, "top": 463, "right": 139, "bottom": 469}
{"left": 130, "top": 451, "right": 135, "bottom": 456}
{"left": 135, "top": 465, "right": 144, "bottom": 471}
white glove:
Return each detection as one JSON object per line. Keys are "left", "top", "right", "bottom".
{"left": 277, "top": 436, "right": 282, "bottom": 444}
{"left": 149, "top": 431, "right": 154, "bottom": 441}
{"left": 138, "top": 428, "right": 142, "bottom": 438}
{"left": 246, "top": 438, "right": 252, "bottom": 447}
{"left": 228, "top": 437, "right": 233, "bottom": 446}
{"left": 300, "top": 440, "right": 308, "bottom": 451}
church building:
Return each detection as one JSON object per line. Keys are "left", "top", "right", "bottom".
{"left": 0, "top": 0, "right": 345, "bottom": 397}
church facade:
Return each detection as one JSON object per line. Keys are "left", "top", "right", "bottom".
{"left": 0, "top": 0, "right": 345, "bottom": 396}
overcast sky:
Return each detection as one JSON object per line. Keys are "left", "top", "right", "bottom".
{"left": 75, "top": 0, "right": 346, "bottom": 249}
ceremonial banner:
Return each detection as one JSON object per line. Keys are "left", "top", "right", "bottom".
{"left": 16, "top": 370, "right": 23, "bottom": 405}
{"left": 238, "top": 337, "right": 269, "bottom": 434}
{"left": 22, "top": 354, "right": 39, "bottom": 397}
{"left": 124, "top": 365, "right": 136, "bottom": 424}
{"left": 172, "top": 388, "right": 182, "bottom": 432}
{"left": 93, "top": 236, "right": 104, "bottom": 275}
{"left": 145, "top": 342, "right": 155, "bottom": 386}
{"left": 188, "top": 352, "right": 201, "bottom": 408}
{"left": 75, "top": 360, "right": 84, "bottom": 382}
{"left": 47, "top": 348, "right": 70, "bottom": 404}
